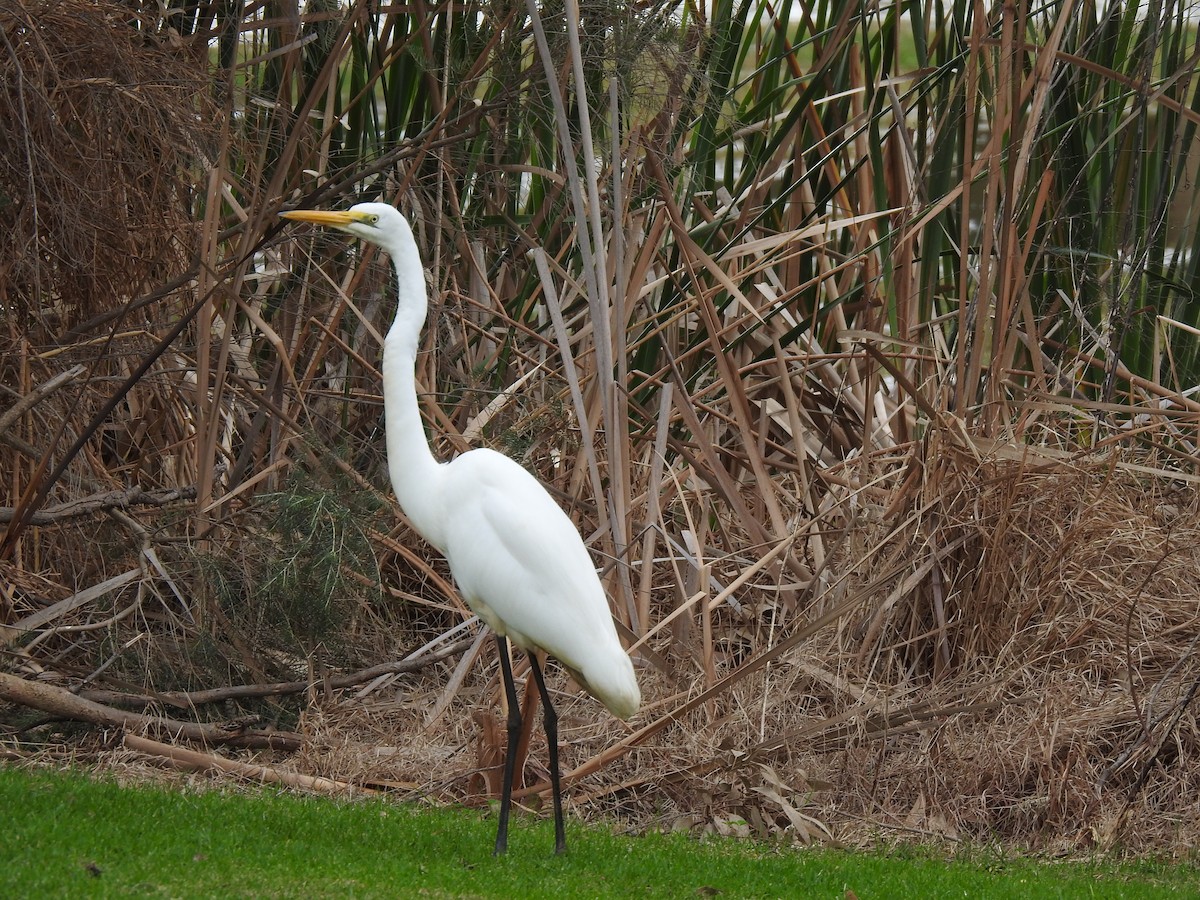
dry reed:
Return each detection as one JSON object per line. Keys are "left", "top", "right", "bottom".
{"left": 2, "top": 0, "right": 1199, "bottom": 856}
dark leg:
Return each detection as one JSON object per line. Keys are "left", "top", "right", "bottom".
{"left": 527, "top": 653, "right": 566, "bottom": 854}
{"left": 494, "top": 635, "right": 522, "bottom": 856}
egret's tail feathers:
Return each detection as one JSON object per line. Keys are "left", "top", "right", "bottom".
{"left": 569, "top": 653, "right": 640, "bottom": 720}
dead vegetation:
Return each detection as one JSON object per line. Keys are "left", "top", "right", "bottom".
{"left": 0, "top": 0, "right": 213, "bottom": 330}
{"left": 3, "top": 0, "right": 1200, "bottom": 859}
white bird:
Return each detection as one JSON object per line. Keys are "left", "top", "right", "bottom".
{"left": 280, "top": 202, "right": 639, "bottom": 855}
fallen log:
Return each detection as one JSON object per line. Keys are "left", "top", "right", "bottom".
{"left": 0, "top": 672, "right": 300, "bottom": 751}
{"left": 0, "top": 484, "right": 199, "bottom": 525}
{"left": 122, "top": 734, "right": 369, "bottom": 795}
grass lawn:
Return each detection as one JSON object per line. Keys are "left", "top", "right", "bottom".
{"left": 1, "top": 765, "right": 1194, "bottom": 898}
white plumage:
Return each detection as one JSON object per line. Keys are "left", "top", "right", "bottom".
{"left": 281, "top": 202, "right": 639, "bottom": 854}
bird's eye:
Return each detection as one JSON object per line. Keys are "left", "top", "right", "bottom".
{"left": 367, "top": 214, "right": 380, "bottom": 225}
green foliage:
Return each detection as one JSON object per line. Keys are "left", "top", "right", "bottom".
{"left": 261, "top": 477, "right": 376, "bottom": 646}
{"left": 2, "top": 767, "right": 1195, "bottom": 899}
{"left": 202, "top": 471, "right": 384, "bottom": 667}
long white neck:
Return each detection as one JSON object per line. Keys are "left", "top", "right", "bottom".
{"left": 379, "top": 226, "right": 447, "bottom": 552}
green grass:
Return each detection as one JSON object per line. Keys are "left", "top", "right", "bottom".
{"left": 1, "top": 766, "right": 1194, "bottom": 898}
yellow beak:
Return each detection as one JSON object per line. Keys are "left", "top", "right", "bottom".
{"left": 278, "top": 209, "right": 360, "bottom": 226}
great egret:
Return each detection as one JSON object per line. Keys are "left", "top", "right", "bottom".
{"left": 280, "top": 202, "right": 640, "bottom": 855}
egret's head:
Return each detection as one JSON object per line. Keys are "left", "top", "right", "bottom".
{"left": 279, "top": 201, "right": 410, "bottom": 253}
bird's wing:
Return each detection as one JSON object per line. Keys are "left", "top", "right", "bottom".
{"left": 439, "top": 449, "right": 618, "bottom": 667}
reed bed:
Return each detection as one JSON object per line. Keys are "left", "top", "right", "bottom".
{"left": 2, "top": 0, "right": 1199, "bottom": 852}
